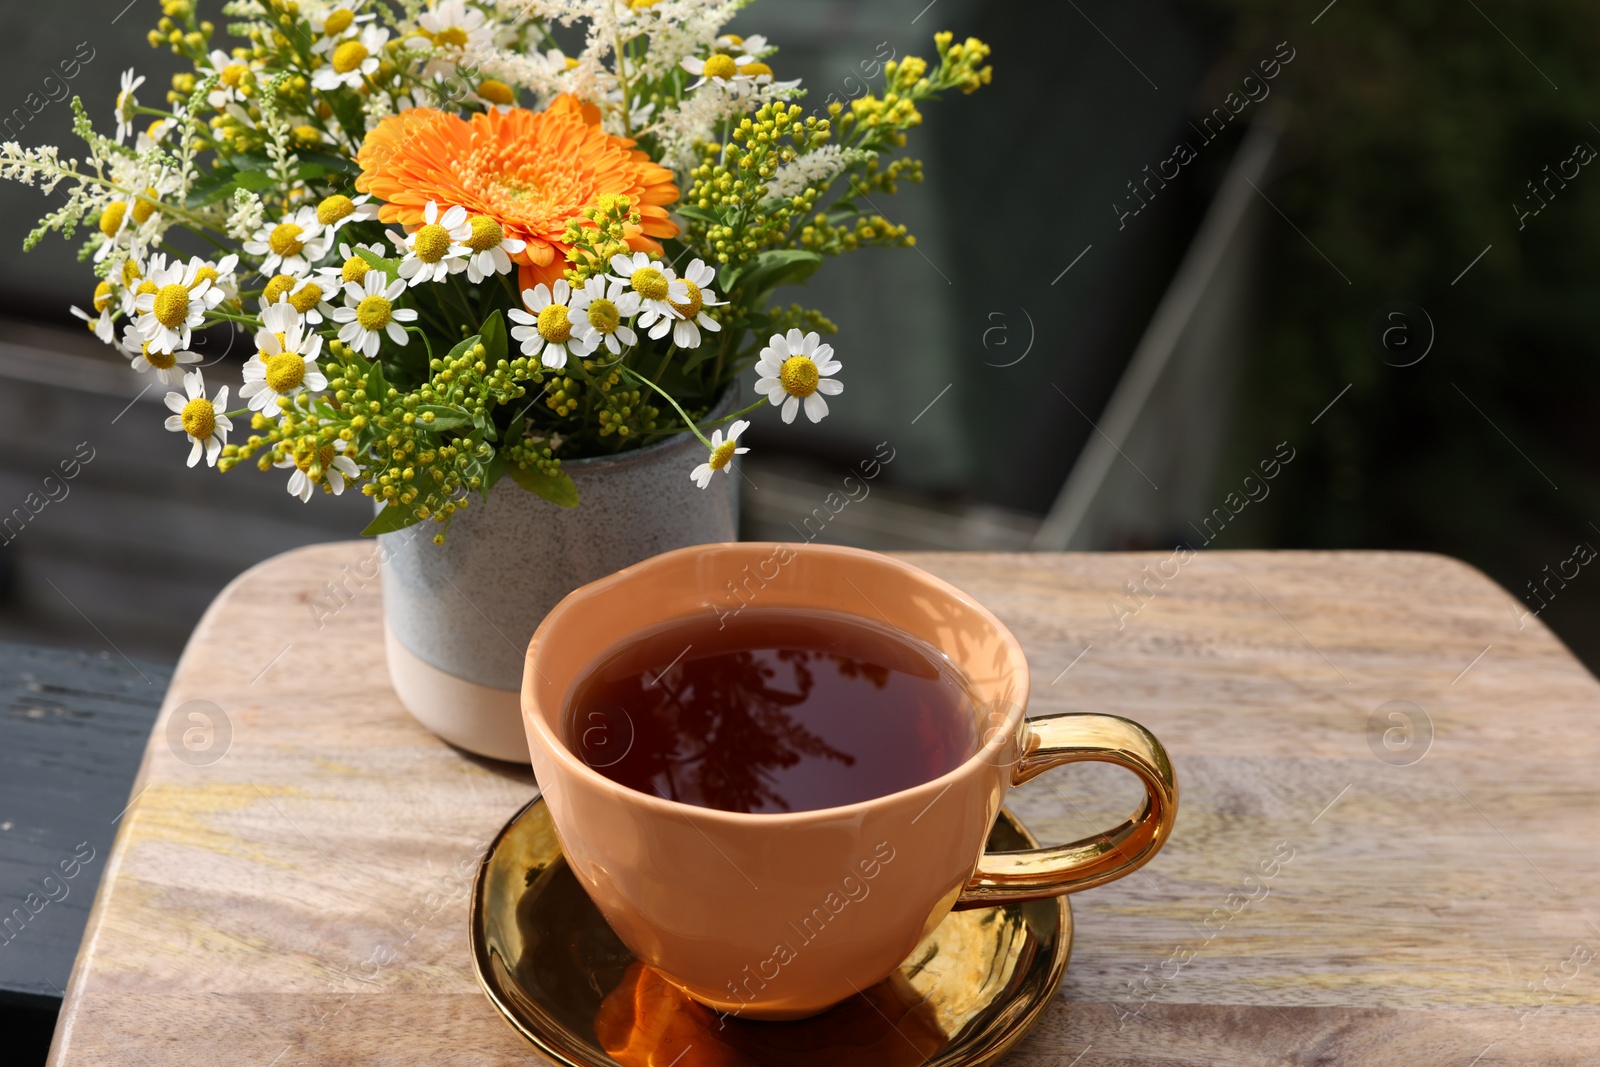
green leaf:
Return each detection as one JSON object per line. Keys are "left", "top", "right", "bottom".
{"left": 233, "top": 169, "right": 277, "bottom": 191}
{"left": 365, "top": 358, "right": 388, "bottom": 400}
{"left": 508, "top": 461, "right": 579, "bottom": 508}
{"left": 414, "top": 403, "right": 472, "bottom": 431}
{"left": 361, "top": 503, "right": 424, "bottom": 536}
{"left": 478, "top": 309, "right": 507, "bottom": 363}
{"left": 184, "top": 172, "right": 239, "bottom": 208}
{"left": 356, "top": 247, "right": 401, "bottom": 283}
{"left": 730, "top": 249, "right": 824, "bottom": 301}
{"left": 482, "top": 450, "right": 508, "bottom": 492}
{"left": 673, "top": 204, "right": 722, "bottom": 225}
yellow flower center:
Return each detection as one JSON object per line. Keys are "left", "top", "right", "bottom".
{"left": 331, "top": 40, "right": 368, "bottom": 74}
{"left": 478, "top": 79, "right": 514, "bottom": 106}
{"left": 143, "top": 343, "right": 176, "bottom": 370}
{"left": 779, "top": 355, "right": 819, "bottom": 397}
{"left": 268, "top": 222, "right": 305, "bottom": 258}
{"left": 721, "top": 34, "right": 744, "bottom": 46}
{"left": 264, "top": 352, "right": 307, "bottom": 393}
{"left": 323, "top": 9, "right": 354, "bottom": 35}
{"left": 191, "top": 265, "right": 220, "bottom": 291}
{"left": 708, "top": 439, "right": 738, "bottom": 471}
{"left": 341, "top": 256, "right": 370, "bottom": 284}
{"left": 122, "top": 260, "right": 141, "bottom": 287}
{"left": 433, "top": 26, "right": 469, "bottom": 48}
{"left": 739, "top": 62, "right": 772, "bottom": 78}
{"left": 629, "top": 0, "right": 662, "bottom": 8}
{"left": 93, "top": 281, "right": 112, "bottom": 313}
{"left": 132, "top": 188, "right": 159, "bottom": 224}
{"left": 317, "top": 194, "right": 355, "bottom": 225}
{"left": 586, "top": 297, "right": 620, "bottom": 334}
{"left": 669, "top": 279, "right": 703, "bottom": 319}
{"left": 181, "top": 396, "right": 215, "bottom": 440}
{"left": 630, "top": 266, "right": 668, "bottom": 301}
{"left": 703, "top": 54, "right": 738, "bottom": 80}
{"left": 137, "top": 279, "right": 159, "bottom": 297}
{"left": 98, "top": 201, "right": 127, "bottom": 238}
{"left": 263, "top": 274, "right": 297, "bottom": 305}
{"left": 288, "top": 282, "right": 324, "bottom": 313}
{"left": 356, "top": 294, "right": 392, "bottom": 329}
{"left": 536, "top": 304, "right": 572, "bottom": 343}
{"left": 465, "top": 215, "right": 503, "bottom": 252}
{"left": 293, "top": 124, "right": 321, "bottom": 144}
{"left": 220, "top": 63, "right": 249, "bottom": 87}
{"left": 412, "top": 223, "right": 452, "bottom": 263}
{"left": 153, "top": 284, "right": 191, "bottom": 329}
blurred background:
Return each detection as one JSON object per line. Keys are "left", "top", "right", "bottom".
{"left": 1, "top": 0, "right": 1596, "bottom": 663}
{"left": 4, "top": 1, "right": 1600, "bottom": 1059}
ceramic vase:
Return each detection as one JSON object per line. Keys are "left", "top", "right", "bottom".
{"left": 379, "top": 418, "right": 739, "bottom": 761}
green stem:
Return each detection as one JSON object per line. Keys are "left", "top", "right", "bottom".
{"left": 649, "top": 340, "right": 678, "bottom": 383}
{"left": 696, "top": 396, "right": 765, "bottom": 430}
{"left": 617, "top": 365, "right": 712, "bottom": 448}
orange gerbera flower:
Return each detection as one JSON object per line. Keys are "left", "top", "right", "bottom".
{"left": 355, "top": 95, "right": 678, "bottom": 288}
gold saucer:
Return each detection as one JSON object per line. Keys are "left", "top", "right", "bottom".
{"left": 470, "top": 794, "right": 1072, "bottom": 1067}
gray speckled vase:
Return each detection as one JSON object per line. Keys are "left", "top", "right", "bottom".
{"left": 379, "top": 419, "right": 739, "bottom": 761}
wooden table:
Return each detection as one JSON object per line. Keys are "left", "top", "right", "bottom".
{"left": 46, "top": 545, "right": 1600, "bottom": 1066}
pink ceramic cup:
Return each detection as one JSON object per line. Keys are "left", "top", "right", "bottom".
{"left": 521, "top": 542, "right": 1177, "bottom": 1020}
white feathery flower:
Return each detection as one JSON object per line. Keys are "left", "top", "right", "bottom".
{"left": 690, "top": 420, "right": 750, "bottom": 489}
{"left": 767, "top": 145, "right": 874, "bottom": 201}
{"left": 162, "top": 370, "right": 232, "bottom": 468}
{"left": 754, "top": 329, "right": 843, "bottom": 424}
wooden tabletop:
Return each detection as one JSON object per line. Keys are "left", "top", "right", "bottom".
{"left": 46, "top": 545, "right": 1600, "bottom": 1066}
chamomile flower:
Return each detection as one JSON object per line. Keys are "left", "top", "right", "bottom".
{"left": 309, "top": 4, "right": 374, "bottom": 55}
{"left": 330, "top": 271, "right": 416, "bottom": 357}
{"left": 162, "top": 370, "right": 232, "bottom": 468}
{"left": 240, "top": 303, "right": 328, "bottom": 412}
{"left": 132, "top": 257, "right": 224, "bottom": 355}
{"left": 508, "top": 281, "right": 593, "bottom": 368}
{"left": 754, "top": 329, "right": 843, "bottom": 424}
{"left": 120, "top": 324, "right": 200, "bottom": 385}
{"left": 203, "top": 50, "right": 255, "bottom": 108}
{"left": 277, "top": 438, "right": 360, "bottom": 502}
{"left": 568, "top": 277, "right": 640, "bottom": 356}
{"left": 259, "top": 273, "right": 334, "bottom": 325}
{"left": 311, "top": 24, "right": 387, "bottom": 91}
{"left": 461, "top": 214, "right": 526, "bottom": 283}
{"left": 665, "top": 259, "right": 726, "bottom": 349}
{"left": 410, "top": 0, "right": 493, "bottom": 78}
{"left": 114, "top": 69, "right": 145, "bottom": 143}
{"left": 608, "top": 252, "right": 687, "bottom": 338}
{"left": 317, "top": 241, "right": 386, "bottom": 289}
{"left": 70, "top": 296, "right": 115, "bottom": 344}
{"left": 680, "top": 45, "right": 793, "bottom": 94}
{"left": 242, "top": 206, "right": 331, "bottom": 278}
{"left": 136, "top": 110, "right": 181, "bottom": 153}
{"left": 690, "top": 420, "right": 750, "bottom": 489}
{"left": 396, "top": 201, "right": 470, "bottom": 285}
{"left": 184, "top": 253, "right": 240, "bottom": 306}
{"left": 314, "top": 192, "right": 380, "bottom": 242}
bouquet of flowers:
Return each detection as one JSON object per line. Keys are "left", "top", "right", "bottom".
{"left": 0, "top": 0, "right": 990, "bottom": 541}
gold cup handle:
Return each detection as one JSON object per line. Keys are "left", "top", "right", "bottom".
{"left": 958, "top": 713, "right": 1178, "bottom": 906}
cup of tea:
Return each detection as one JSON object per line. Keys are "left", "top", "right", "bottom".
{"left": 521, "top": 542, "right": 1177, "bottom": 1020}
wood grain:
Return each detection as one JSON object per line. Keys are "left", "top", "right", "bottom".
{"left": 45, "top": 545, "right": 1600, "bottom": 1066}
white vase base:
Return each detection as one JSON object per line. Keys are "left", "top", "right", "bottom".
{"left": 385, "top": 623, "right": 531, "bottom": 763}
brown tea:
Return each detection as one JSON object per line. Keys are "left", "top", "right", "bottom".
{"left": 564, "top": 608, "right": 978, "bottom": 813}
